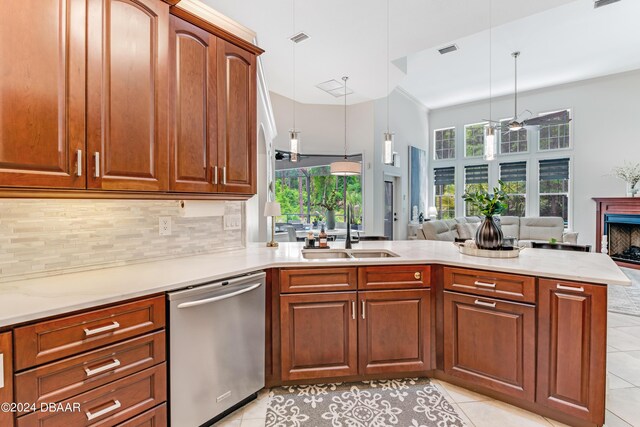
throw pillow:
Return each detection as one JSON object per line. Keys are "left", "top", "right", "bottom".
{"left": 456, "top": 222, "right": 479, "bottom": 241}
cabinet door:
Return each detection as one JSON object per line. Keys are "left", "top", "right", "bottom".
{"left": 444, "top": 291, "right": 535, "bottom": 401}
{"left": 0, "top": 0, "right": 85, "bottom": 189}
{"left": 359, "top": 290, "right": 431, "bottom": 375}
{"left": 280, "top": 292, "right": 357, "bottom": 381}
{"left": 87, "top": 0, "right": 169, "bottom": 191}
{"left": 216, "top": 39, "right": 256, "bottom": 195}
{"left": 169, "top": 16, "right": 218, "bottom": 193}
{"left": 537, "top": 279, "right": 607, "bottom": 424}
{"left": 0, "top": 332, "right": 13, "bottom": 427}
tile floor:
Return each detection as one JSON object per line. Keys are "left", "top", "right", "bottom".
{"left": 215, "top": 311, "right": 640, "bottom": 426}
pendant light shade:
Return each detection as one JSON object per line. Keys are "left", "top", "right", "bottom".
{"left": 484, "top": 126, "right": 496, "bottom": 161}
{"left": 331, "top": 76, "right": 361, "bottom": 176}
{"left": 383, "top": 132, "right": 394, "bottom": 165}
{"left": 289, "top": 130, "right": 300, "bottom": 162}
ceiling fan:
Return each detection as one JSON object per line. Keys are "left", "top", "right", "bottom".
{"left": 485, "top": 51, "right": 571, "bottom": 132}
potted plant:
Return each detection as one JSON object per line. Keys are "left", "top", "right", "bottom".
{"left": 612, "top": 162, "right": 640, "bottom": 197}
{"left": 318, "top": 189, "right": 340, "bottom": 230}
{"left": 462, "top": 181, "right": 509, "bottom": 249}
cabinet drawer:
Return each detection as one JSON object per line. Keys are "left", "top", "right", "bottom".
{"left": 280, "top": 268, "right": 357, "bottom": 293}
{"left": 358, "top": 265, "right": 430, "bottom": 290}
{"left": 15, "top": 332, "right": 165, "bottom": 414}
{"left": 16, "top": 364, "right": 166, "bottom": 427}
{"left": 116, "top": 403, "right": 166, "bottom": 427}
{"left": 443, "top": 267, "right": 535, "bottom": 303}
{"left": 15, "top": 296, "right": 165, "bottom": 370}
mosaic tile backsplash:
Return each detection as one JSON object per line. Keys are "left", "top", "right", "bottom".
{"left": 0, "top": 199, "right": 244, "bottom": 282}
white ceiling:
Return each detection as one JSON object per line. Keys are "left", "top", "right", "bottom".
{"left": 201, "top": 0, "right": 640, "bottom": 108}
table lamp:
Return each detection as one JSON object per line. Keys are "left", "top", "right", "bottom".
{"left": 264, "top": 201, "right": 281, "bottom": 248}
{"left": 428, "top": 206, "right": 438, "bottom": 220}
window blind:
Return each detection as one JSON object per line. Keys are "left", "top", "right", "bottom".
{"left": 434, "top": 167, "right": 455, "bottom": 186}
{"left": 500, "top": 161, "right": 527, "bottom": 182}
{"left": 539, "top": 158, "right": 570, "bottom": 181}
{"left": 464, "top": 164, "right": 488, "bottom": 184}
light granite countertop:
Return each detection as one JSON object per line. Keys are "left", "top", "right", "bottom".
{"left": 0, "top": 240, "right": 630, "bottom": 328}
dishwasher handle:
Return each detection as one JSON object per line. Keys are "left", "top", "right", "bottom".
{"left": 177, "top": 282, "right": 262, "bottom": 309}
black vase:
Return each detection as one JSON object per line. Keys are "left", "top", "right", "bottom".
{"left": 475, "top": 216, "right": 504, "bottom": 250}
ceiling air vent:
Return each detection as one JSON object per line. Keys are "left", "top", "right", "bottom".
{"left": 438, "top": 44, "right": 458, "bottom": 55}
{"left": 594, "top": 0, "right": 621, "bottom": 8}
{"left": 289, "top": 32, "right": 310, "bottom": 43}
{"left": 316, "top": 79, "right": 354, "bottom": 98}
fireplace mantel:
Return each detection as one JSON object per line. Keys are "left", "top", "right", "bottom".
{"left": 594, "top": 197, "right": 640, "bottom": 269}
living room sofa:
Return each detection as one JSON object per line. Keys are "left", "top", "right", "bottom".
{"left": 417, "top": 216, "right": 579, "bottom": 247}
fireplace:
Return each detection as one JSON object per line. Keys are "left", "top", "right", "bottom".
{"left": 594, "top": 197, "right": 640, "bottom": 269}
{"left": 605, "top": 214, "right": 640, "bottom": 265}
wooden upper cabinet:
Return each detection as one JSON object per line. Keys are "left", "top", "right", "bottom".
{"left": 0, "top": 332, "right": 13, "bottom": 427}
{"left": 217, "top": 39, "right": 257, "bottom": 195}
{"left": 0, "top": 0, "right": 86, "bottom": 189}
{"left": 169, "top": 16, "right": 218, "bottom": 193}
{"left": 86, "top": 0, "right": 169, "bottom": 191}
{"left": 537, "top": 279, "right": 607, "bottom": 425}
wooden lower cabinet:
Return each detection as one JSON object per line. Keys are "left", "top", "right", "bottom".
{"left": 537, "top": 279, "right": 607, "bottom": 424}
{"left": 444, "top": 291, "right": 535, "bottom": 401}
{"left": 280, "top": 292, "right": 358, "bottom": 381}
{"left": 359, "top": 290, "right": 431, "bottom": 375}
{"left": 116, "top": 403, "right": 166, "bottom": 427}
{"left": 0, "top": 332, "right": 13, "bottom": 427}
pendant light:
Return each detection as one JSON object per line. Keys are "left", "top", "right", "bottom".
{"left": 484, "top": 0, "right": 497, "bottom": 161}
{"left": 289, "top": 0, "right": 301, "bottom": 162}
{"left": 382, "top": 0, "right": 394, "bottom": 165}
{"left": 330, "top": 77, "right": 361, "bottom": 176}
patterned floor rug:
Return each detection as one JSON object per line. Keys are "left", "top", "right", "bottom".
{"left": 266, "top": 378, "right": 465, "bottom": 427}
{"left": 608, "top": 267, "right": 640, "bottom": 316}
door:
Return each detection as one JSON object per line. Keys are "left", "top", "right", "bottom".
{"left": 0, "top": 0, "right": 86, "bottom": 189}
{"left": 169, "top": 16, "right": 218, "bottom": 193}
{"left": 384, "top": 180, "right": 395, "bottom": 239}
{"left": 0, "top": 332, "right": 12, "bottom": 427}
{"left": 359, "top": 290, "right": 430, "bottom": 375}
{"left": 217, "top": 39, "right": 257, "bottom": 194}
{"left": 280, "top": 292, "right": 358, "bottom": 381}
{"left": 87, "top": 0, "right": 169, "bottom": 191}
{"left": 537, "top": 279, "right": 607, "bottom": 425}
{"left": 444, "top": 291, "right": 535, "bottom": 401}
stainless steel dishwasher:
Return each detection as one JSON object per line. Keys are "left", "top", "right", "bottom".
{"left": 168, "top": 271, "right": 265, "bottom": 427}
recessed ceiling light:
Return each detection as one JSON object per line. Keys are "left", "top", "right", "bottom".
{"left": 438, "top": 44, "right": 459, "bottom": 55}
{"left": 289, "top": 32, "right": 310, "bottom": 43}
{"left": 594, "top": 0, "right": 621, "bottom": 8}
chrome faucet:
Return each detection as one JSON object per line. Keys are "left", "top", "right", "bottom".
{"left": 345, "top": 203, "right": 353, "bottom": 249}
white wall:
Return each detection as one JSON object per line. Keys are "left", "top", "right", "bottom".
{"left": 428, "top": 69, "right": 640, "bottom": 248}
{"left": 270, "top": 89, "right": 429, "bottom": 239}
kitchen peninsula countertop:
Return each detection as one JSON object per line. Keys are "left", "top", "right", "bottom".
{"left": 0, "top": 240, "right": 630, "bottom": 327}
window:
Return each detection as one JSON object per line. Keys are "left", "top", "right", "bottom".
{"left": 539, "top": 110, "right": 571, "bottom": 150}
{"left": 434, "top": 127, "right": 456, "bottom": 160}
{"left": 499, "top": 120, "right": 528, "bottom": 154}
{"left": 500, "top": 161, "right": 527, "bottom": 217}
{"left": 434, "top": 167, "right": 455, "bottom": 219}
{"left": 464, "top": 164, "right": 489, "bottom": 216}
{"left": 539, "top": 158, "right": 570, "bottom": 225}
{"left": 464, "top": 123, "right": 486, "bottom": 157}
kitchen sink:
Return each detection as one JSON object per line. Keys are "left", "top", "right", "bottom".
{"left": 301, "top": 249, "right": 352, "bottom": 259}
{"left": 301, "top": 249, "right": 399, "bottom": 259}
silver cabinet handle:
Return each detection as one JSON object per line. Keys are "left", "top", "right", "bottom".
{"left": 177, "top": 283, "right": 262, "bottom": 309}
{"left": 351, "top": 301, "right": 356, "bottom": 320}
{"left": 76, "top": 149, "right": 82, "bottom": 177}
{"left": 474, "top": 299, "right": 496, "bottom": 308}
{"left": 84, "top": 321, "right": 120, "bottom": 337}
{"left": 84, "top": 358, "right": 121, "bottom": 377}
{"left": 557, "top": 284, "right": 585, "bottom": 293}
{"left": 474, "top": 280, "right": 496, "bottom": 288}
{"left": 0, "top": 353, "right": 4, "bottom": 389}
{"left": 93, "top": 152, "right": 100, "bottom": 178}
{"left": 222, "top": 166, "right": 227, "bottom": 185}
{"left": 86, "top": 399, "right": 121, "bottom": 421}
{"left": 213, "top": 166, "right": 218, "bottom": 185}
{"left": 361, "top": 300, "right": 366, "bottom": 319}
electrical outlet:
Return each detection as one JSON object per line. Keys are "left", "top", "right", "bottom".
{"left": 224, "top": 214, "right": 242, "bottom": 230}
{"left": 159, "top": 216, "right": 172, "bottom": 236}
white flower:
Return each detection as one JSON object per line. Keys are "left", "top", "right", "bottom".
{"left": 612, "top": 162, "right": 640, "bottom": 187}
